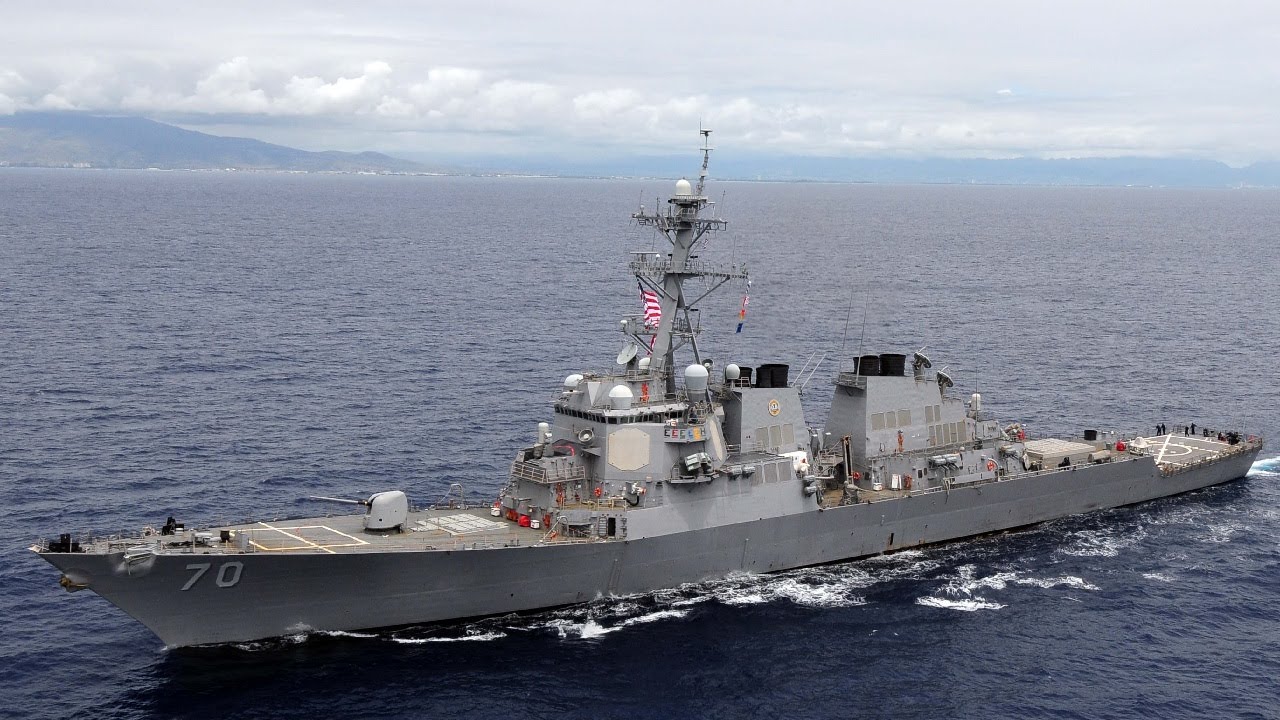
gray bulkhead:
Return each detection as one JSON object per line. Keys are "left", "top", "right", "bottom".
{"left": 721, "top": 385, "right": 809, "bottom": 456}
{"left": 503, "top": 363, "right": 819, "bottom": 541}
{"left": 820, "top": 353, "right": 1008, "bottom": 491}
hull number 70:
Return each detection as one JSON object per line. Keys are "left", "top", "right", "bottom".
{"left": 181, "top": 561, "right": 244, "bottom": 590}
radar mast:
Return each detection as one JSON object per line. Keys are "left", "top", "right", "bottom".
{"left": 630, "top": 130, "right": 748, "bottom": 395}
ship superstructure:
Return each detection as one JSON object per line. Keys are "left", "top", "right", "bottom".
{"left": 32, "top": 133, "right": 1262, "bottom": 647}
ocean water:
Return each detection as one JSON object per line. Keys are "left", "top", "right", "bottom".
{"left": 1, "top": 168, "right": 1278, "bottom": 720}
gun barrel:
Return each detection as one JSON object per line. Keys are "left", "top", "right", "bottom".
{"left": 310, "top": 495, "right": 365, "bottom": 505}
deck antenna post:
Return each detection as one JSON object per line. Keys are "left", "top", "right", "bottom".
{"left": 839, "top": 284, "right": 855, "bottom": 355}
{"left": 853, "top": 295, "right": 869, "bottom": 368}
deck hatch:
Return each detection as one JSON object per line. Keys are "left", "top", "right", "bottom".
{"left": 418, "top": 513, "right": 507, "bottom": 536}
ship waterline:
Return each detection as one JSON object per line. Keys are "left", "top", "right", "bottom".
{"left": 32, "top": 132, "right": 1262, "bottom": 647}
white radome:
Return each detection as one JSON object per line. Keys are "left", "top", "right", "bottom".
{"left": 608, "top": 384, "right": 635, "bottom": 410}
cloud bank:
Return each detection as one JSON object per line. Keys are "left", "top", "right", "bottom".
{"left": 3, "top": 1, "right": 1279, "bottom": 161}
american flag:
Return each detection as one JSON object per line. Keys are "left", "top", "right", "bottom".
{"left": 640, "top": 283, "right": 662, "bottom": 327}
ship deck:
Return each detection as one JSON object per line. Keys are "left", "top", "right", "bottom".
{"left": 840, "top": 433, "right": 1255, "bottom": 505}
{"left": 1141, "top": 433, "right": 1247, "bottom": 471}
{"left": 124, "top": 506, "right": 561, "bottom": 557}
{"left": 61, "top": 434, "right": 1259, "bottom": 558}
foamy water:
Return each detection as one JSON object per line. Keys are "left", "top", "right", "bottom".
{"left": 1247, "top": 455, "right": 1280, "bottom": 477}
{"left": 916, "top": 597, "right": 1007, "bottom": 612}
{"left": 1060, "top": 526, "right": 1149, "bottom": 557}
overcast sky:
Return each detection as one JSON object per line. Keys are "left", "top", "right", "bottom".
{"left": 3, "top": 1, "right": 1279, "bottom": 162}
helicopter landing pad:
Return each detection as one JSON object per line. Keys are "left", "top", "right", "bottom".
{"left": 247, "top": 522, "right": 371, "bottom": 553}
{"left": 1144, "top": 434, "right": 1235, "bottom": 469}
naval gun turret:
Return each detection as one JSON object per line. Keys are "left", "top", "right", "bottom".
{"left": 311, "top": 490, "right": 408, "bottom": 532}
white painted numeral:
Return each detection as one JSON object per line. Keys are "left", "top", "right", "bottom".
{"left": 215, "top": 561, "right": 243, "bottom": 587}
{"left": 182, "top": 563, "right": 211, "bottom": 591}
{"left": 181, "top": 561, "right": 243, "bottom": 590}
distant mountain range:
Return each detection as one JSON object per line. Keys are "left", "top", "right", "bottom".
{"left": 3, "top": 112, "right": 1279, "bottom": 186}
{"left": 0, "top": 113, "right": 426, "bottom": 172}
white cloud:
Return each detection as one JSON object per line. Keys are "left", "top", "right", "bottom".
{"left": 38, "top": 93, "right": 77, "bottom": 110}
{"left": 406, "top": 67, "right": 485, "bottom": 110}
{"left": 374, "top": 95, "right": 415, "bottom": 118}
{"left": 280, "top": 61, "right": 392, "bottom": 114}
{"left": 0, "top": 69, "right": 26, "bottom": 94}
{"left": 187, "top": 57, "right": 272, "bottom": 113}
{"left": 2, "top": 2, "right": 1280, "bottom": 161}
{"left": 572, "top": 89, "right": 644, "bottom": 121}
{"left": 481, "top": 80, "right": 559, "bottom": 119}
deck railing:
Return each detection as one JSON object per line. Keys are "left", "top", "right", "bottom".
{"left": 510, "top": 459, "right": 587, "bottom": 484}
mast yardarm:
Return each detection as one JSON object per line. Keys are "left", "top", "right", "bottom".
{"left": 630, "top": 130, "right": 748, "bottom": 394}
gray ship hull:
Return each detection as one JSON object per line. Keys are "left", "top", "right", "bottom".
{"left": 38, "top": 449, "right": 1257, "bottom": 648}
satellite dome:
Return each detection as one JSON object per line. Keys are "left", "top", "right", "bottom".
{"left": 724, "top": 363, "right": 741, "bottom": 381}
{"left": 684, "top": 363, "right": 709, "bottom": 393}
{"left": 563, "top": 373, "right": 584, "bottom": 391}
{"left": 674, "top": 178, "right": 693, "bottom": 197}
{"left": 608, "top": 384, "right": 635, "bottom": 410}
{"left": 638, "top": 356, "right": 651, "bottom": 371}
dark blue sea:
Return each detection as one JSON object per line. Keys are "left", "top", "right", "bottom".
{"left": 1, "top": 168, "right": 1278, "bottom": 720}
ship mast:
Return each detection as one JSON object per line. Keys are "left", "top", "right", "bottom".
{"left": 631, "top": 130, "right": 747, "bottom": 395}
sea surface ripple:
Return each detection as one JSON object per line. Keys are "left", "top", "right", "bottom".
{"left": 1, "top": 169, "right": 1277, "bottom": 719}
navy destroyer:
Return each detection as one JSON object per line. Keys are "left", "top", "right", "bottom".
{"left": 33, "top": 132, "right": 1262, "bottom": 647}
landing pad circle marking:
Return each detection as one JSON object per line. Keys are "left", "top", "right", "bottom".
{"left": 1158, "top": 443, "right": 1195, "bottom": 457}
